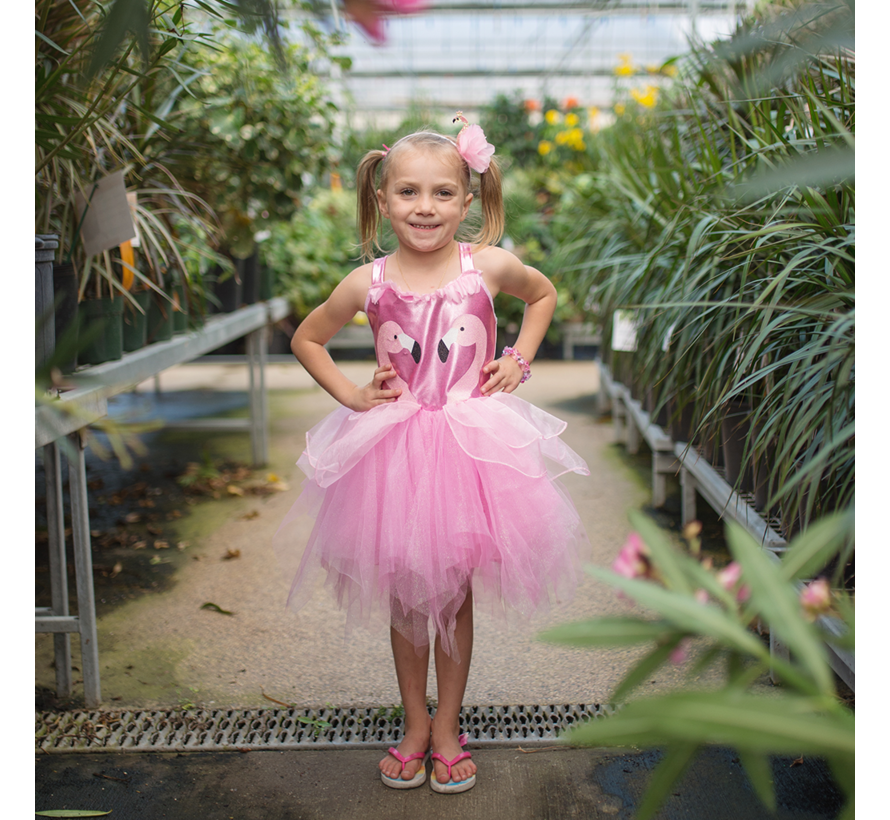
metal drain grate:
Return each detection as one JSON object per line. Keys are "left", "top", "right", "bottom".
{"left": 36, "top": 703, "right": 615, "bottom": 754}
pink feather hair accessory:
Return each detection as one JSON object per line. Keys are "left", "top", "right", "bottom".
{"left": 453, "top": 112, "right": 495, "bottom": 173}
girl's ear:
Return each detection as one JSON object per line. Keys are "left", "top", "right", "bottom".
{"left": 461, "top": 192, "right": 473, "bottom": 220}
{"left": 376, "top": 189, "right": 390, "bottom": 219}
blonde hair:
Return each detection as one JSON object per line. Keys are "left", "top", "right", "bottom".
{"left": 356, "top": 130, "right": 505, "bottom": 261}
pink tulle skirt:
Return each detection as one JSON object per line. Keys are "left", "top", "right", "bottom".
{"left": 273, "top": 392, "right": 590, "bottom": 659}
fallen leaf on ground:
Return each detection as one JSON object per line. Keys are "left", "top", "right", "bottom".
{"left": 146, "top": 524, "right": 163, "bottom": 535}
{"left": 154, "top": 540, "right": 170, "bottom": 550}
{"left": 123, "top": 512, "right": 142, "bottom": 524}
{"left": 133, "top": 541, "right": 147, "bottom": 550}
{"left": 224, "top": 548, "right": 241, "bottom": 560}
{"left": 177, "top": 541, "right": 191, "bottom": 551}
{"left": 267, "top": 482, "right": 289, "bottom": 492}
{"left": 110, "top": 562, "right": 123, "bottom": 578}
{"left": 266, "top": 473, "right": 280, "bottom": 483}
{"left": 227, "top": 484, "right": 245, "bottom": 496}
{"left": 150, "top": 555, "right": 170, "bottom": 565}
{"left": 36, "top": 811, "right": 112, "bottom": 817}
{"left": 201, "top": 602, "right": 234, "bottom": 615}
{"left": 240, "top": 510, "right": 260, "bottom": 520}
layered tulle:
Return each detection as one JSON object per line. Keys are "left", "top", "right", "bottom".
{"left": 274, "top": 393, "right": 590, "bottom": 659}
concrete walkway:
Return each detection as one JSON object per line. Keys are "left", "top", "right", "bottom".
{"left": 34, "top": 359, "right": 847, "bottom": 819}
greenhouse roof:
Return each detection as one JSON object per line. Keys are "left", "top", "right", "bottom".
{"left": 317, "top": 0, "right": 750, "bottom": 123}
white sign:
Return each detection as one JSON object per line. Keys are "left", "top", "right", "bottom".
{"left": 74, "top": 170, "right": 136, "bottom": 258}
{"left": 611, "top": 310, "right": 638, "bottom": 352}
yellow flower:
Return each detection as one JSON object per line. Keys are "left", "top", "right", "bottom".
{"left": 630, "top": 85, "right": 659, "bottom": 108}
{"left": 565, "top": 128, "right": 585, "bottom": 150}
{"left": 614, "top": 52, "right": 635, "bottom": 76}
{"left": 544, "top": 109, "right": 560, "bottom": 125}
{"left": 555, "top": 130, "right": 569, "bottom": 146}
{"left": 565, "top": 112, "right": 579, "bottom": 127}
{"left": 537, "top": 140, "right": 553, "bottom": 156}
{"left": 614, "top": 102, "right": 626, "bottom": 116}
{"left": 661, "top": 64, "right": 678, "bottom": 77}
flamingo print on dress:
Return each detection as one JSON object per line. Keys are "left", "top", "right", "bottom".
{"left": 377, "top": 320, "right": 422, "bottom": 402}
{"left": 437, "top": 314, "right": 489, "bottom": 402}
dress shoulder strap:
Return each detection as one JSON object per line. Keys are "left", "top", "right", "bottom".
{"left": 458, "top": 243, "right": 476, "bottom": 274}
{"left": 372, "top": 256, "right": 388, "bottom": 285}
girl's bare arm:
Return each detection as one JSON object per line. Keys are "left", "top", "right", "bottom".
{"left": 291, "top": 266, "right": 402, "bottom": 411}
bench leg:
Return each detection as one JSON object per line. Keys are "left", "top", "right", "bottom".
{"left": 44, "top": 442, "right": 72, "bottom": 697}
{"left": 613, "top": 394, "right": 627, "bottom": 445}
{"left": 652, "top": 452, "right": 676, "bottom": 509}
{"left": 247, "top": 327, "right": 269, "bottom": 467}
{"left": 626, "top": 410, "right": 640, "bottom": 455}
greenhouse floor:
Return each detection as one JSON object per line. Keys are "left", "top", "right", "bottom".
{"left": 36, "top": 360, "right": 846, "bottom": 818}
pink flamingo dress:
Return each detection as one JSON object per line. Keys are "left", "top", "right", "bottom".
{"left": 274, "top": 244, "right": 590, "bottom": 658}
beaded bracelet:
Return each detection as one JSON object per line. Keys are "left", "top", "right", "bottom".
{"left": 502, "top": 346, "right": 532, "bottom": 384}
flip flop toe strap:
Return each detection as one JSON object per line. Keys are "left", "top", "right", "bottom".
{"left": 431, "top": 750, "right": 473, "bottom": 783}
{"left": 386, "top": 747, "right": 425, "bottom": 776}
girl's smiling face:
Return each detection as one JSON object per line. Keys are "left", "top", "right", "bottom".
{"left": 376, "top": 147, "right": 473, "bottom": 254}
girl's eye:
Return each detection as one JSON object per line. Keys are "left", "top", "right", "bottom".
{"left": 400, "top": 188, "right": 415, "bottom": 196}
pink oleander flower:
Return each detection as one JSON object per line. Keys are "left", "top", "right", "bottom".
{"left": 343, "top": 0, "right": 428, "bottom": 44}
{"left": 800, "top": 578, "right": 832, "bottom": 619}
{"left": 670, "top": 637, "right": 691, "bottom": 665}
{"left": 613, "top": 532, "right": 651, "bottom": 580}
{"left": 456, "top": 123, "right": 496, "bottom": 173}
{"left": 717, "top": 561, "right": 751, "bottom": 603}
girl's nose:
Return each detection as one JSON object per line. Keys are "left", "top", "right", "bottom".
{"left": 415, "top": 193, "right": 435, "bottom": 213}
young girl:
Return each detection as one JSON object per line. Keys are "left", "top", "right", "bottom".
{"left": 275, "top": 119, "right": 590, "bottom": 794}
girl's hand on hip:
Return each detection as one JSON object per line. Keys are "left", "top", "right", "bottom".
{"left": 348, "top": 365, "right": 402, "bottom": 411}
{"left": 480, "top": 356, "right": 522, "bottom": 395}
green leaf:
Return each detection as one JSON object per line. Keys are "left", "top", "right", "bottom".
{"left": 780, "top": 511, "right": 853, "bottom": 582}
{"left": 539, "top": 618, "right": 677, "bottom": 647}
{"left": 36, "top": 812, "right": 112, "bottom": 818}
{"left": 627, "top": 509, "right": 692, "bottom": 594}
{"left": 726, "top": 524, "right": 834, "bottom": 695}
{"left": 611, "top": 639, "right": 682, "bottom": 704}
{"left": 585, "top": 566, "right": 768, "bottom": 660}
{"left": 566, "top": 691, "right": 853, "bottom": 758}
{"left": 737, "top": 750, "right": 776, "bottom": 812}
{"left": 636, "top": 743, "right": 700, "bottom": 820}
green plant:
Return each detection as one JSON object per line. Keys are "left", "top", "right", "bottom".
{"left": 541, "top": 509, "right": 854, "bottom": 819}
{"left": 36, "top": 0, "right": 225, "bottom": 313}
{"left": 170, "top": 22, "right": 344, "bottom": 260}
{"left": 550, "top": 0, "right": 854, "bottom": 528}
{"left": 260, "top": 188, "right": 360, "bottom": 319}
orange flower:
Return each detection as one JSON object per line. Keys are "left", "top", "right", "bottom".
{"left": 524, "top": 99, "right": 541, "bottom": 112}
{"left": 562, "top": 96, "right": 579, "bottom": 110}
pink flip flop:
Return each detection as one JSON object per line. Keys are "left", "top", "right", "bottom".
{"left": 380, "top": 746, "right": 428, "bottom": 789}
{"left": 430, "top": 733, "right": 476, "bottom": 794}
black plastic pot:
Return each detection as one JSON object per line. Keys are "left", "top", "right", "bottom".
{"left": 79, "top": 296, "right": 124, "bottom": 365}
{"left": 52, "top": 262, "right": 79, "bottom": 372}
{"left": 211, "top": 263, "right": 242, "bottom": 313}
{"left": 645, "top": 388, "right": 670, "bottom": 429}
{"left": 173, "top": 283, "right": 189, "bottom": 334}
{"left": 147, "top": 294, "right": 174, "bottom": 343}
{"left": 122, "top": 289, "right": 151, "bottom": 352}
{"left": 721, "top": 401, "right": 754, "bottom": 493}
{"left": 667, "top": 396, "right": 695, "bottom": 444}
{"left": 240, "top": 251, "right": 260, "bottom": 306}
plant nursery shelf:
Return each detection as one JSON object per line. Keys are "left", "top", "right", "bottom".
{"left": 36, "top": 297, "right": 290, "bottom": 710}
{"left": 596, "top": 359, "right": 854, "bottom": 692}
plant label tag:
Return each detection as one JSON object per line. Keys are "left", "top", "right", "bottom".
{"left": 74, "top": 170, "right": 136, "bottom": 258}
{"left": 612, "top": 310, "right": 638, "bottom": 352}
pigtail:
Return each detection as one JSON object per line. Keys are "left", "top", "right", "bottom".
{"left": 356, "top": 150, "right": 386, "bottom": 261}
{"left": 471, "top": 155, "right": 506, "bottom": 249}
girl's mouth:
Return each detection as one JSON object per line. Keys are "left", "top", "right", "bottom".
{"left": 410, "top": 223, "right": 438, "bottom": 230}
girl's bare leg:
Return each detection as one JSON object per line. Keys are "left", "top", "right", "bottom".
{"left": 378, "top": 626, "right": 432, "bottom": 781}
{"left": 431, "top": 589, "right": 477, "bottom": 784}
